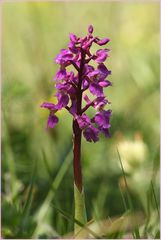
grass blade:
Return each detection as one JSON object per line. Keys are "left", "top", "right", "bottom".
{"left": 51, "top": 204, "right": 100, "bottom": 239}
{"left": 33, "top": 140, "right": 72, "bottom": 236}
{"left": 117, "top": 148, "right": 133, "bottom": 212}
{"left": 42, "top": 149, "right": 53, "bottom": 180}
{"left": 16, "top": 159, "right": 37, "bottom": 237}
{"left": 117, "top": 147, "right": 141, "bottom": 239}
{"left": 150, "top": 180, "right": 160, "bottom": 218}
{"left": 22, "top": 159, "right": 37, "bottom": 217}
{"left": 119, "top": 182, "right": 128, "bottom": 212}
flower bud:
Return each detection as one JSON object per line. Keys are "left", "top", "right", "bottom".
{"left": 88, "top": 25, "right": 94, "bottom": 34}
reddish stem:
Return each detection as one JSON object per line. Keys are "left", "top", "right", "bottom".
{"left": 72, "top": 49, "right": 85, "bottom": 193}
{"left": 72, "top": 120, "right": 82, "bottom": 192}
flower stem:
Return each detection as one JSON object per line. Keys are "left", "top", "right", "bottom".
{"left": 72, "top": 119, "right": 83, "bottom": 192}
{"left": 72, "top": 48, "right": 87, "bottom": 235}
{"left": 73, "top": 120, "right": 87, "bottom": 235}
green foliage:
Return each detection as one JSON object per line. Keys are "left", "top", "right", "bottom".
{"left": 2, "top": 1, "right": 159, "bottom": 239}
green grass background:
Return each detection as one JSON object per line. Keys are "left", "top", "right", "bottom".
{"left": 2, "top": 1, "right": 160, "bottom": 239}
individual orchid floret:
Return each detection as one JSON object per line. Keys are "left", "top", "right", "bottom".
{"left": 93, "top": 110, "right": 111, "bottom": 129}
{"left": 76, "top": 114, "right": 91, "bottom": 129}
{"left": 93, "top": 97, "right": 109, "bottom": 110}
{"left": 41, "top": 102, "right": 59, "bottom": 128}
{"left": 41, "top": 102, "right": 58, "bottom": 111}
{"left": 76, "top": 114, "right": 100, "bottom": 142}
{"left": 89, "top": 82, "right": 104, "bottom": 97}
{"left": 93, "top": 109, "right": 112, "bottom": 138}
{"left": 83, "top": 125, "right": 99, "bottom": 142}
{"left": 95, "top": 49, "right": 109, "bottom": 63}
{"left": 96, "top": 37, "right": 110, "bottom": 46}
{"left": 55, "top": 49, "right": 73, "bottom": 67}
{"left": 55, "top": 92, "right": 69, "bottom": 109}
{"left": 69, "top": 33, "right": 78, "bottom": 43}
{"left": 54, "top": 68, "right": 66, "bottom": 80}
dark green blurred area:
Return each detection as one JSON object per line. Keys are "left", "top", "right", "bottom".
{"left": 2, "top": 2, "right": 160, "bottom": 239}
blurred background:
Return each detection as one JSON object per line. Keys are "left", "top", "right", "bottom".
{"left": 2, "top": 1, "right": 160, "bottom": 239}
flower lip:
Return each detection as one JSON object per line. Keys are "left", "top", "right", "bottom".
{"left": 55, "top": 49, "right": 73, "bottom": 65}
{"left": 97, "top": 63, "right": 111, "bottom": 80}
{"left": 95, "top": 49, "right": 109, "bottom": 63}
{"left": 47, "top": 114, "right": 59, "bottom": 128}
{"left": 54, "top": 68, "right": 67, "bottom": 81}
{"left": 83, "top": 125, "right": 99, "bottom": 142}
{"left": 89, "top": 82, "right": 103, "bottom": 97}
{"left": 93, "top": 110, "right": 112, "bottom": 129}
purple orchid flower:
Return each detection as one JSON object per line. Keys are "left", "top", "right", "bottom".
{"left": 41, "top": 25, "right": 112, "bottom": 195}
{"left": 41, "top": 25, "right": 112, "bottom": 142}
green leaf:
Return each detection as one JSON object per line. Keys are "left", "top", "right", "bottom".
{"left": 74, "top": 183, "right": 87, "bottom": 237}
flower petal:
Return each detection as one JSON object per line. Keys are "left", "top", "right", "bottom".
{"left": 95, "top": 49, "right": 108, "bottom": 63}
{"left": 83, "top": 126, "right": 99, "bottom": 142}
{"left": 98, "top": 80, "right": 112, "bottom": 87}
{"left": 76, "top": 114, "right": 91, "bottom": 129}
{"left": 89, "top": 83, "right": 103, "bottom": 96}
{"left": 56, "top": 92, "right": 69, "bottom": 109}
{"left": 41, "top": 102, "right": 58, "bottom": 111}
{"left": 93, "top": 110, "right": 112, "bottom": 128}
{"left": 97, "top": 38, "right": 110, "bottom": 46}
{"left": 47, "top": 114, "right": 59, "bottom": 128}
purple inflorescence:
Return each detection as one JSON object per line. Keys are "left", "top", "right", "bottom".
{"left": 41, "top": 25, "right": 112, "bottom": 142}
